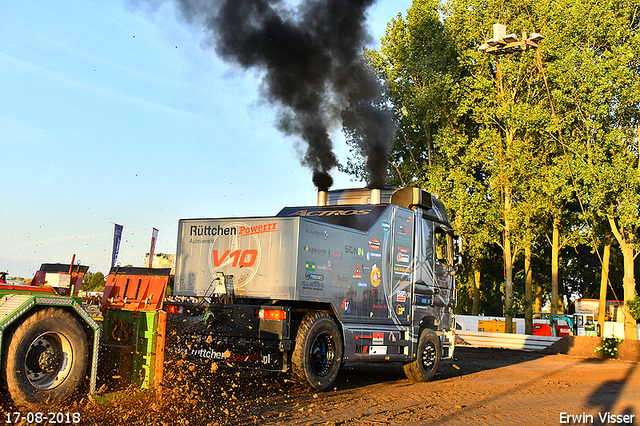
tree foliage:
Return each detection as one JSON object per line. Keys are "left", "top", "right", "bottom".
{"left": 344, "top": 0, "right": 640, "bottom": 328}
{"left": 82, "top": 271, "right": 106, "bottom": 292}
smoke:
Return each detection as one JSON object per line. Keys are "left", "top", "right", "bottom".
{"left": 171, "top": 0, "right": 394, "bottom": 190}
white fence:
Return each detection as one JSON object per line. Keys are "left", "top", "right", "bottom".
{"left": 456, "top": 314, "right": 545, "bottom": 335}
{"left": 455, "top": 315, "right": 561, "bottom": 351}
{"left": 455, "top": 315, "right": 640, "bottom": 351}
{"left": 456, "top": 330, "right": 561, "bottom": 351}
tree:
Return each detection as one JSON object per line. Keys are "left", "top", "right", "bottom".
{"left": 346, "top": 0, "right": 640, "bottom": 328}
{"left": 349, "top": 0, "right": 457, "bottom": 185}
{"left": 544, "top": 0, "right": 640, "bottom": 338}
{"left": 82, "top": 271, "right": 106, "bottom": 293}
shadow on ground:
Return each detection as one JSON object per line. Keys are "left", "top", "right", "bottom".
{"left": 332, "top": 346, "right": 549, "bottom": 391}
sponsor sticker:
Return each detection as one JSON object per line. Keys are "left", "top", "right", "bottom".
{"left": 190, "top": 224, "right": 237, "bottom": 237}
{"left": 305, "top": 245, "right": 327, "bottom": 255}
{"left": 367, "top": 252, "right": 382, "bottom": 260}
{"left": 238, "top": 223, "right": 278, "bottom": 236}
{"left": 370, "top": 264, "right": 381, "bottom": 287}
{"left": 346, "top": 245, "right": 365, "bottom": 256}
{"left": 394, "top": 266, "right": 411, "bottom": 274}
{"left": 372, "top": 332, "right": 384, "bottom": 345}
{"left": 397, "top": 305, "right": 405, "bottom": 315}
{"left": 305, "top": 261, "right": 316, "bottom": 271}
{"left": 368, "top": 238, "right": 380, "bottom": 250}
{"left": 305, "top": 272, "right": 324, "bottom": 281}
{"left": 354, "top": 334, "right": 372, "bottom": 340}
{"left": 397, "top": 291, "right": 406, "bottom": 303}
{"left": 305, "top": 229, "right": 328, "bottom": 239}
{"left": 369, "top": 346, "right": 387, "bottom": 355}
{"left": 212, "top": 249, "right": 257, "bottom": 268}
{"left": 316, "top": 261, "right": 332, "bottom": 271}
{"left": 169, "top": 347, "right": 273, "bottom": 364}
{"left": 353, "top": 265, "right": 361, "bottom": 278}
{"left": 301, "top": 281, "right": 325, "bottom": 294}
{"left": 398, "top": 225, "right": 411, "bottom": 235}
{"left": 358, "top": 282, "right": 368, "bottom": 287}
{"left": 333, "top": 273, "right": 349, "bottom": 283}
{"left": 397, "top": 252, "right": 410, "bottom": 263}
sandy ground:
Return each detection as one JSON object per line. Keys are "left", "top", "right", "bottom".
{"left": 2, "top": 344, "right": 639, "bottom": 426}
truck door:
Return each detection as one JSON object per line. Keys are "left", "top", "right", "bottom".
{"left": 412, "top": 217, "right": 455, "bottom": 329}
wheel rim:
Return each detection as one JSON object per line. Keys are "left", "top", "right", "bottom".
{"left": 421, "top": 340, "right": 437, "bottom": 372}
{"left": 310, "top": 331, "right": 335, "bottom": 377}
{"left": 24, "top": 332, "right": 73, "bottom": 390}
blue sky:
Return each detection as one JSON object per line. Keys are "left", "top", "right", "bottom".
{"left": 1, "top": 0, "right": 412, "bottom": 278}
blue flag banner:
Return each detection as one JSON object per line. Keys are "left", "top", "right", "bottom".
{"left": 111, "top": 224, "right": 123, "bottom": 268}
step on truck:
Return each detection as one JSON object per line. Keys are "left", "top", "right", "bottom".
{"left": 166, "top": 187, "right": 460, "bottom": 390}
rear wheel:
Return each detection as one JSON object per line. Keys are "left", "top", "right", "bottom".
{"left": 403, "top": 328, "right": 440, "bottom": 382}
{"left": 3, "top": 308, "right": 89, "bottom": 408}
{"left": 291, "top": 311, "right": 342, "bottom": 390}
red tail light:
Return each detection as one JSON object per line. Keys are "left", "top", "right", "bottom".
{"left": 255, "top": 308, "right": 286, "bottom": 320}
{"left": 166, "top": 304, "right": 184, "bottom": 314}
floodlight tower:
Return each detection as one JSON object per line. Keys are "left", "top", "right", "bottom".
{"left": 479, "top": 23, "right": 544, "bottom": 335}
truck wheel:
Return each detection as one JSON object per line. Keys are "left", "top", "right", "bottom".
{"left": 403, "top": 328, "right": 440, "bottom": 382}
{"left": 3, "top": 308, "right": 89, "bottom": 408}
{"left": 291, "top": 311, "right": 342, "bottom": 391}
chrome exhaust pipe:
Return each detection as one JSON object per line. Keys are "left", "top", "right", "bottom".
{"left": 317, "top": 190, "right": 328, "bottom": 206}
{"left": 370, "top": 188, "right": 381, "bottom": 205}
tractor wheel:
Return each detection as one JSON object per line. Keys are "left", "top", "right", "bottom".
{"left": 291, "top": 311, "right": 342, "bottom": 391}
{"left": 3, "top": 308, "right": 89, "bottom": 408}
{"left": 403, "top": 328, "right": 440, "bottom": 382}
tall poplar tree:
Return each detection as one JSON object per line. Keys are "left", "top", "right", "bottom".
{"left": 544, "top": 0, "right": 640, "bottom": 338}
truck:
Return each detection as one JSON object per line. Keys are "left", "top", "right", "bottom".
{"left": 0, "top": 262, "right": 171, "bottom": 409}
{"left": 166, "top": 186, "right": 460, "bottom": 390}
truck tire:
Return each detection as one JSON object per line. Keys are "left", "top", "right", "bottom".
{"left": 3, "top": 308, "right": 89, "bottom": 408}
{"left": 291, "top": 311, "right": 342, "bottom": 391}
{"left": 403, "top": 328, "right": 440, "bottom": 382}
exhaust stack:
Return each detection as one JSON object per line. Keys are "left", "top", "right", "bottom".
{"left": 370, "top": 188, "right": 381, "bottom": 205}
{"left": 317, "top": 190, "right": 328, "bottom": 206}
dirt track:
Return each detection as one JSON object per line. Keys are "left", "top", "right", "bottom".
{"left": 2, "top": 345, "right": 639, "bottom": 425}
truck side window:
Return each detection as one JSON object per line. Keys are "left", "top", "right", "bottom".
{"left": 435, "top": 227, "right": 452, "bottom": 266}
{"left": 421, "top": 218, "right": 433, "bottom": 260}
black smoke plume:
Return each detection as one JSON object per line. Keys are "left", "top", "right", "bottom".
{"left": 172, "top": 0, "right": 394, "bottom": 190}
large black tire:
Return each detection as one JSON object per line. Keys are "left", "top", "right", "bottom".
{"left": 3, "top": 308, "right": 89, "bottom": 408}
{"left": 291, "top": 311, "right": 342, "bottom": 391}
{"left": 403, "top": 328, "right": 440, "bottom": 382}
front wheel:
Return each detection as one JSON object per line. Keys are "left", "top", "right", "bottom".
{"left": 291, "top": 311, "right": 342, "bottom": 391}
{"left": 403, "top": 328, "right": 440, "bottom": 382}
{"left": 3, "top": 308, "right": 89, "bottom": 408}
